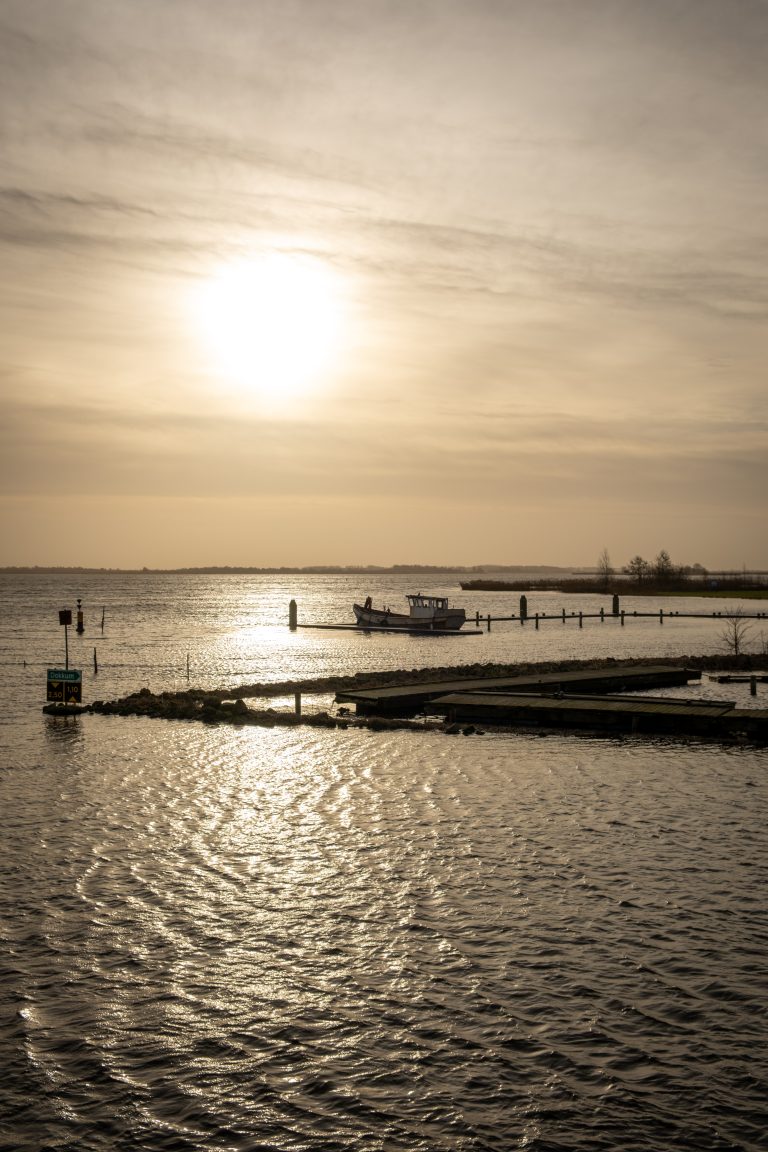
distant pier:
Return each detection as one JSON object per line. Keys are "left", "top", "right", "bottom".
{"left": 289, "top": 598, "right": 768, "bottom": 636}
{"left": 297, "top": 622, "right": 483, "bottom": 635}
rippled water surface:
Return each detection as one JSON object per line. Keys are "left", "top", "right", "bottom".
{"left": 2, "top": 574, "right": 767, "bottom": 1150}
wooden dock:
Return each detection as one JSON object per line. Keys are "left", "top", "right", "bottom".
{"left": 335, "top": 665, "right": 699, "bottom": 716}
{"left": 467, "top": 607, "right": 768, "bottom": 631}
{"left": 298, "top": 623, "right": 484, "bottom": 635}
{"left": 426, "top": 691, "right": 768, "bottom": 741}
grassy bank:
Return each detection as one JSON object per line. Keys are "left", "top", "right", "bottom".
{"left": 461, "top": 579, "right": 768, "bottom": 598}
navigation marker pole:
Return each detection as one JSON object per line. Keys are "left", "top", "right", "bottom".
{"left": 59, "top": 608, "right": 72, "bottom": 670}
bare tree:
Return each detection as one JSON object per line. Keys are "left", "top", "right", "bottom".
{"left": 596, "top": 547, "right": 613, "bottom": 591}
{"left": 719, "top": 608, "right": 754, "bottom": 657}
{"left": 654, "top": 549, "right": 675, "bottom": 586}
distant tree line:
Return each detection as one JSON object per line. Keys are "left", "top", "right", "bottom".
{"left": 463, "top": 553, "right": 767, "bottom": 594}
{"left": 596, "top": 548, "right": 702, "bottom": 590}
{"left": 597, "top": 549, "right": 766, "bottom": 592}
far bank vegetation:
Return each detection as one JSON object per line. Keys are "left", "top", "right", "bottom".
{"left": 461, "top": 550, "right": 768, "bottom": 596}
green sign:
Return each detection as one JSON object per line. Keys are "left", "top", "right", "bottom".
{"left": 47, "top": 669, "right": 82, "bottom": 703}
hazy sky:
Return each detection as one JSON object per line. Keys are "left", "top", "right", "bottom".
{"left": 1, "top": 0, "right": 766, "bottom": 568}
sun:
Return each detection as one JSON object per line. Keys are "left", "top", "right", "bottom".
{"left": 193, "top": 251, "right": 345, "bottom": 405}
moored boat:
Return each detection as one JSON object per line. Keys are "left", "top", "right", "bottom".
{"left": 353, "top": 593, "right": 466, "bottom": 631}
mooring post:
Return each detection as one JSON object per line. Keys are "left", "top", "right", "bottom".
{"left": 93, "top": 647, "right": 98, "bottom": 674}
{"left": 600, "top": 607, "right": 605, "bottom": 622}
{"left": 621, "top": 610, "right": 625, "bottom": 626}
{"left": 520, "top": 595, "right": 527, "bottom": 622}
{"left": 534, "top": 613, "right": 539, "bottom": 630}
{"left": 475, "top": 611, "right": 480, "bottom": 626}
{"left": 612, "top": 593, "right": 620, "bottom": 617}
{"left": 751, "top": 676, "right": 757, "bottom": 696}
{"left": 101, "top": 607, "right": 105, "bottom": 633}
{"left": 76, "top": 598, "right": 84, "bottom": 634}
{"left": 562, "top": 607, "right": 566, "bottom": 623}
{"left": 289, "top": 599, "right": 298, "bottom": 630}
{"left": 294, "top": 691, "right": 302, "bottom": 716}
{"left": 660, "top": 609, "right": 664, "bottom": 625}
{"left": 487, "top": 615, "right": 491, "bottom": 632}
{"left": 579, "top": 611, "right": 583, "bottom": 628}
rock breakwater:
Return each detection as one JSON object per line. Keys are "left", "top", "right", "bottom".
{"left": 48, "top": 654, "right": 766, "bottom": 735}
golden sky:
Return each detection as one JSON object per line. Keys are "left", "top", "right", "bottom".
{"left": 1, "top": 0, "right": 766, "bottom": 568}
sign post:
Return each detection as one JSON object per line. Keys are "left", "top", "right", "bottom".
{"left": 46, "top": 669, "right": 82, "bottom": 704}
{"left": 46, "top": 610, "right": 83, "bottom": 710}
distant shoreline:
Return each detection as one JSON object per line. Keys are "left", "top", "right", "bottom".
{"left": 0, "top": 564, "right": 594, "bottom": 575}
{"left": 3, "top": 565, "right": 767, "bottom": 578}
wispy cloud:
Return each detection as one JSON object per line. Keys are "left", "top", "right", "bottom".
{"left": 1, "top": 0, "right": 767, "bottom": 564}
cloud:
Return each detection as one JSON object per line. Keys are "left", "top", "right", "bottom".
{"left": 2, "top": 390, "right": 765, "bottom": 517}
{"left": 1, "top": 0, "right": 767, "bottom": 563}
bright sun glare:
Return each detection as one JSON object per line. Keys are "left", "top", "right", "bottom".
{"left": 194, "top": 251, "right": 345, "bottom": 405}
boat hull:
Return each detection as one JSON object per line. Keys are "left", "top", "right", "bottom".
{"left": 353, "top": 604, "right": 466, "bottom": 631}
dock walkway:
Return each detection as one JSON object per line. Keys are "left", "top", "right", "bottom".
{"left": 427, "top": 691, "right": 768, "bottom": 741}
{"left": 336, "top": 665, "right": 698, "bottom": 716}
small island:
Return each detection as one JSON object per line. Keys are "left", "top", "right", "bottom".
{"left": 461, "top": 550, "right": 768, "bottom": 597}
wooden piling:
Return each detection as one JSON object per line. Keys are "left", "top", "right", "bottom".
{"left": 93, "top": 648, "right": 98, "bottom": 674}
{"left": 294, "top": 691, "right": 302, "bottom": 716}
{"left": 289, "top": 599, "right": 298, "bottom": 630}
{"left": 751, "top": 676, "right": 757, "bottom": 696}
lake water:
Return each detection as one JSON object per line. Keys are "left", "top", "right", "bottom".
{"left": 2, "top": 573, "right": 767, "bottom": 1151}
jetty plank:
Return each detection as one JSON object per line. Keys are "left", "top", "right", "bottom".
{"left": 711, "top": 674, "right": 768, "bottom": 683}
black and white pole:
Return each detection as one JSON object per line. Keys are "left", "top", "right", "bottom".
{"left": 59, "top": 608, "right": 72, "bottom": 670}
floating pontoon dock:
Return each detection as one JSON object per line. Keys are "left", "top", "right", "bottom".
{"left": 335, "top": 664, "right": 768, "bottom": 739}
{"left": 335, "top": 665, "right": 699, "bottom": 716}
{"left": 426, "top": 692, "right": 768, "bottom": 740}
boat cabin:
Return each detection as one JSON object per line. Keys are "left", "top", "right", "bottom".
{"left": 407, "top": 594, "right": 449, "bottom": 618}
